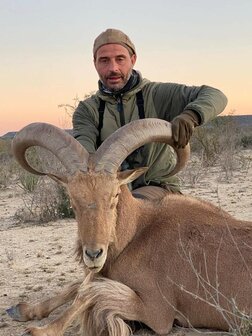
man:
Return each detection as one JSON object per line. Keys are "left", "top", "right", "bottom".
{"left": 72, "top": 28, "right": 227, "bottom": 193}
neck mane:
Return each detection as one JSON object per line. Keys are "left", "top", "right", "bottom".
{"left": 102, "top": 185, "right": 145, "bottom": 274}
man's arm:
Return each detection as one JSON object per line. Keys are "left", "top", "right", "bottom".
{"left": 152, "top": 83, "right": 227, "bottom": 147}
{"left": 72, "top": 101, "right": 99, "bottom": 153}
{"left": 183, "top": 85, "right": 228, "bottom": 124}
{"left": 153, "top": 83, "right": 228, "bottom": 124}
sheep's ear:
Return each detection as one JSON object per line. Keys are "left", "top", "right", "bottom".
{"left": 117, "top": 167, "right": 148, "bottom": 185}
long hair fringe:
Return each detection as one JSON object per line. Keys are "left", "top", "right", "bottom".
{"left": 76, "top": 274, "right": 133, "bottom": 336}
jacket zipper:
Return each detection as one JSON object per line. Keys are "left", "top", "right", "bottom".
{"left": 116, "top": 94, "right": 125, "bottom": 127}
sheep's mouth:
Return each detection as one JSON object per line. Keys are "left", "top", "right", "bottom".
{"left": 88, "top": 266, "right": 103, "bottom": 273}
{"left": 83, "top": 257, "right": 105, "bottom": 272}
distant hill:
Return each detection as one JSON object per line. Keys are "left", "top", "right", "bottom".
{"left": 1, "top": 115, "right": 251, "bottom": 140}
{"left": 1, "top": 129, "right": 73, "bottom": 140}
{"left": 1, "top": 131, "right": 17, "bottom": 139}
{"left": 219, "top": 114, "right": 252, "bottom": 128}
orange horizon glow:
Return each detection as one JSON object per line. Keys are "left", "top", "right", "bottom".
{"left": 1, "top": 62, "right": 251, "bottom": 136}
{"left": 1, "top": 100, "right": 251, "bottom": 136}
{"left": 1, "top": 1, "right": 252, "bottom": 136}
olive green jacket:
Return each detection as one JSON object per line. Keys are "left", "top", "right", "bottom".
{"left": 72, "top": 75, "right": 227, "bottom": 189}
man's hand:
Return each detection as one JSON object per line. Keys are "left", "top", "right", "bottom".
{"left": 171, "top": 110, "right": 200, "bottom": 148}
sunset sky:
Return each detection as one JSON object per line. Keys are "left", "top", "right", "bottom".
{"left": 1, "top": 0, "right": 252, "bottom": 136}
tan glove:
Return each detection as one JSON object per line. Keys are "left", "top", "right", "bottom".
{"left": 171, "top": 110, "right": 200, "bottom": 148}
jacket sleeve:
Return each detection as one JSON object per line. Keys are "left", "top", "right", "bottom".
{"left": 72, "top": 101, "right": 99, "bottom": 153}
{"left": 153, "top": 83, "right": 228, "bottom": 125}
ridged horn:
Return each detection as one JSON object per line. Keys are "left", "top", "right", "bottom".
{"left": 92, "top": 118, "right": 190, "bottom": 176}
{"left": 12, "top": 122, "right": 89, "bottom": 176}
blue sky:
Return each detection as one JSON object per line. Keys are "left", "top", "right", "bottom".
{"left": 1, "top": 0, "right": 252, "bottom": 134}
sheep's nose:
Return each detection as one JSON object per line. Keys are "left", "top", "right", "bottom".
{"left": 85, "top": 248, "right": 103, "bottom": 260}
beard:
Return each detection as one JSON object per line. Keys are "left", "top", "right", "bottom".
{"left": 101, "top": 69, "right": 133, "bottom": 93}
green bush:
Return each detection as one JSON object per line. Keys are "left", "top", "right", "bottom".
{"left": 18, "top": 171, "right": 40, "bottom": 192}
{"left": 241, "top": 134, "right": 252, "bottom": 148}
{"left": 57, "top": 185, "right": 74, "bottom": 219}
{"left": 0, "top": 139, "right": 17, "bottom": 188}
{"left": 15, "top": 178, "right": 74, "bottom": 224}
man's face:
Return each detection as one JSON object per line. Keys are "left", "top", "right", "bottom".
{"left": 94, "top": 44, "right": 136, "bottom": 92}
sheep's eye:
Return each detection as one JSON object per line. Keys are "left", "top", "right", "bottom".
{"left": 113, "top": 193, "right": 119, "bottom": 200}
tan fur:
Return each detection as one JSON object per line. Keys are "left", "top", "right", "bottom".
{"left": 66, "top": 173, "right": 252, "bottom": 335}
{"left": 9, "top": 170, "right": 252, "bottom": 336}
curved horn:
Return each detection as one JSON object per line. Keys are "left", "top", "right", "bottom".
{"left": 12, "top": 122, "right": 89, "bottom": 176}
{"left": 92, "top": 118, "right": 190, "bottom": 176}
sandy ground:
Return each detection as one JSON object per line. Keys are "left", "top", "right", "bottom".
{"left": 0, "top": 149, "right": 251, "bottom": 336}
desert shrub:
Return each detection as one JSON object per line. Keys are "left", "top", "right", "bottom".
{"left": 58, "top": 92, "right": 94, "bottom": 118}
{"left": 0, "top": 162, "right": 13, "bottom": 188}
{"left": 18, "top": 170, "right": 40, "bottom": 192}
{"left": 56, "top": 185, "right": 74, "bottom": 219}
{"left": 0, "top": 139, "right": 11, "bottom": 162}
{"left": 179, "top": 155, "right": 209, "bottom": 188}
{"left": 15, "top": 178, "right": 74, "bottom": 223}
{"left": 241, "top": 134, "right": 252, "bottom": 148}
{"left": 191, "top": 115, "right": 239, "bottom": 162}
{"left": 0, "top": 139, "right": 18, "bottom": 188}
{"left": 181, "top": 116, "right": 252, "bottom": 186}
{"left": 189, "top": 115, "right": 243, "bottom": 181}
{"left": 13, "top": 146, "right": 74, "bottom": 223}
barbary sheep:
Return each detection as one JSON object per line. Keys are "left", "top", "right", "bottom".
{"left": 7, "top": 118, "right": 252, "bottom": 336}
